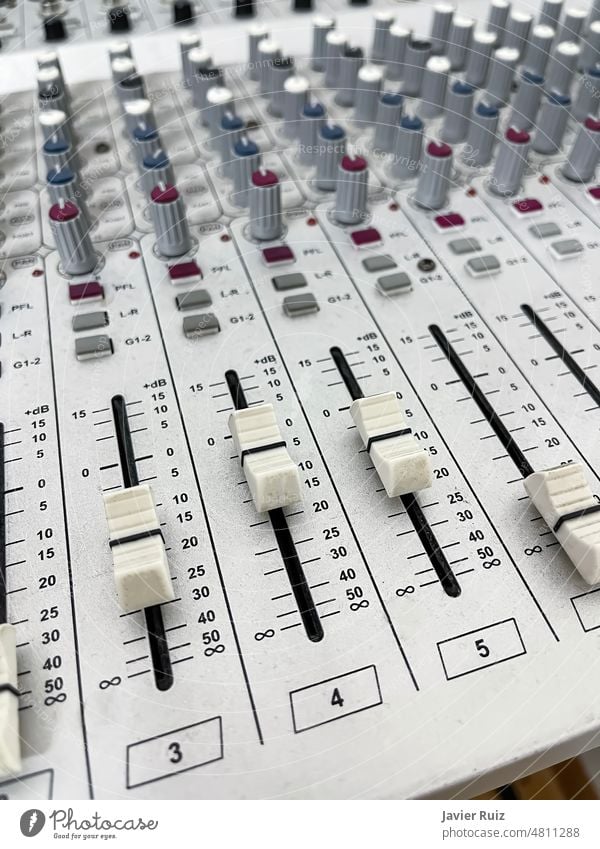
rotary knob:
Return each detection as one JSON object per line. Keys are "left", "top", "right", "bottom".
{"left": 248, "top": 24, "right": 269, "bottom": 80}
{"left": 216, "top": 111, "right": 244, "bottom": 162}
{"left": 463, "top": 101, "right": 499, "bottom": 167}
{"left": 335, "top": 155, "right": 369, "bottom": 225}
{"left": 311, "top": 17, "right": 335, "bottom": 72}
{"left": 46, "top": 165, "right": 83, "bottom": 207}
{"left": 374, "top": 92, "right": 403, "bottom": 152}
{"left": 419, "top": 55, "right": 450, "bottom": 119}
{"left": 44, "top": 15, "right": 68, "bottom": 43}
{"left": 249, "top": 169, "right": 283, "bottom": 241}
{"left": 522, "top": 24, "right": 554, "bottom": 78}
{"left": 447, "top": 16, "right": 474, "bottom": 72}
{"left": 371, "top": 11, "right": 395, "bottom": 63}
{"left": 485, "top": 46, "right": 519, "bottom": 108}
{"left": 465, "top": 31, "right": 496, "bottom": 88}
{"left": 562, "top": 118, "right": 600, "bottom": 183}
{"left": 532, "top": 92, "right": 570, "bottom": 155}
{"left": 509, "top": 71, "right": 544, "bottom": 132}
{"left": 141, "top": 150, "right": 175, "bottom": 194}
{"left": 316, "top": 123, "right": 346, "bottom": 191}
{"left": 49, "top": 200, "right": 96, "bottom": 276}
{"left": 335, "top": 46, "right": 364, "bottom": 108}
{"left": 354, "top": 64, "right": 383, "bottom": 125}
{"left": 441, "top": 81, "right": 474, "bottom": 144}
{"left": 299, "top": 99, "right": 326, "bottom": 164}
{"left": 487, "top": 0, "right": 509, "bottom": 45}
{"left": 282, "top": 75, "right": 309, "bottom": 138}
{"left": 232, "top": 137, "right": 261, "bottom": 206}
{"left": 392, "top": 113, "right": 424, "bottom": 180}
{"left": 385, "top": 24, "right": 409, "bottom": 81}
{"left": 429, "top": 3, "right": 454, "bottom": 56}
{"left": 149, "top": 184, "right": 193, "bottom": 257}
{"left": 402, "top": 39, "right": 431, "bottom": 97}
{"left": 573, "top": 69, "right": 600, "bottom": 124}
{"left": 179, "top": 33, "right": 201, "bottom": 87}
{"left": 108, "top": 5, "right": 131, "bottom": 33}
{"left": 490, "top": 127, "right": 530, "bottom": 196}
{"left": 415, "top": 141, "right": 453, "bottom": 210}
{"left": 545, "top": 41, "right": 580, "bottom": 97}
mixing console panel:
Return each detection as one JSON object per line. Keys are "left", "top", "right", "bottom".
{"left": 2, "top": 0, "right": 600, "bottom": 801}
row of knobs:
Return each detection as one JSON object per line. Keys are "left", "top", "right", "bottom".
{"left": 39, "top": 2, "right": 196, "bottom": 41}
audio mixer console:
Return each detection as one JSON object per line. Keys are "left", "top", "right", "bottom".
{"left": 2, "top": 0, "right": 600, "bottom": 801}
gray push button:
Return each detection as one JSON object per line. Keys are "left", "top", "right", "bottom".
{"left": 272, "top": 272, "right": 307, "bottom": 291}
{"left": 283, "top": 293, "right": 320, "bottom": 316}
{"left": 183, "top": 313, "right": 220, "bottom": 337}
{"left": 72, "top": 311, "right": 109, "bottom": 332}
{"left": 449, "top": 237, "right": 481, "bottom": 255}
{"left": 377, "top": 271, "right": 412, "bottom": 294}
{"left": 176, "top": 289, "right": 212, "bottom": 311}
{"left": 529, "top": 221, "right": 561, "bottom": 239}
{"left": 362, "top": 254, "right": 398, "bottom": 273}
{"left": 550, "top": 238, "right": 584, "bottom": 257}
{"left": 75, "top": 334, "right": 113, "bottom": 361}
{"left": 466, "top": 254, "right": 501, "bottom": 276}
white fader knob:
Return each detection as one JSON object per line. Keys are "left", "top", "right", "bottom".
{"left": 229, "top": 404, "right": 302, "bottom": 512}
{"left": 0, "top": 624, "right": 21, "bottom": 777}
{"left": 350, "top": 392, "right": 432, "bottom": 497}
{"left": 524, "top": 464, "right": 600, "bottom": 585}
{"left": 103, "top": 485, "right": 174, "bottom": 612}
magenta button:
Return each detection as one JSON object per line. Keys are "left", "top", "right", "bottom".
{"left": 434, "top": 212, "right": 465, "bottom": 229}
{"left": 585, "top": 117, "right": 600, "bottom": 133}
{"left": 513, "top": 198, "right": 543, "bottom": 214}
{"left": 427, "top": 141, "right": 452, "bottom": 158}
{"left": 350, "top": 227, "right": 382, "bottom": 247}
{"left": 69, "top": 281, "right": 104, "bottom": 303}
{"left": 262, "top": 245, "right": 295, "bottom": 265}
{"left": 588, "top": 186, "right": 600, "bottom": 201}
{"left": 169, "top": 260, "right": 201, "bottom": 281}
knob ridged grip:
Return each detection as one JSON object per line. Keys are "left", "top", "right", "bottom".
{"left": 249, "top": 170, "right": 283, "bottom": 241}
{"left": 335, "top": 155, "right": 369, "bottom": 225}
{"left": 490, "top": 128, "right": 530, "bottom": 196}
{"left": 415, "top": 141, "right": 453, "bottom": 210}
{"left": 49, "top": 201, "right": 96, "bottom": 276}
{"left": 150, "top": 184, "right": 192, "bottom": 257}
{"left": 563, "top": 118, "right": 600, "bottom": 183}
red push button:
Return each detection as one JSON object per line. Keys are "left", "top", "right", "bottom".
{"left": 513, "top": 198, "right": 543, "bottom": 214}
{"left": 350, "top": 227, "right": 382, "bottom": 248}
{"left": 262, "top": 245, "right": 295, "bottom": 266}
{"left": 434, "top": 213, "right": 465, "bottom": 229}
{"left": 168, "top": 260, "right": 202, "bottom": 283}
{"left": 69, "top": 281, "right": 104, "bottom": 304}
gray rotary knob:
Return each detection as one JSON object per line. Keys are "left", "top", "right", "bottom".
{"left": 374, "top": 93, "right": 403, "bottom": 152}
{"left": 509, "top": 71, "right": 544, "bottom": 132}
{"left": 282, "top": 75, "right": 309, "bottom": 138}
{"left": 49, "top": 200, "right": 96, "bottom": 276}
{"left": 573, "top": 68, "right": 600, "bottom": 123}
{"left": 335, "top": 46, "right": 364, "bottom": 107}
{"left": 124, "top": 98, "right": 157, "bottom": 137}
{"left": 545, "top": 41, "right": 580, "bottom": 97}
{"left": 311, "top": 16, "right": 335, "bottom": 72}
{"left": 142, "top": 150, "right": 176, "bottom": 194}
{"left": 463, "top": 101, "right": 499, "bottom": 167}
{"left": 556, "top": 7, "right": 586, "bottom": 45}
{"left": 490, "top": 127, "right": 531, "bottom": 196}
{"left": 179, "top": 32, "right": 201, "bottom": 88}
{"left": 385, "top": 24, "right": 409, "bottom": 81}
{"left": 465, "top": 31, "right": 496, "bottom": 88}
{"left": 39, "top": 107, "right": 71, "bottom": 147}
{"left": 248, "top": 24, "right": 269, "bottom": 80}
{"left": 392, "top": 113, "right": 424, "bottom": 179}
{"left": 486, "top": 46, "right": 519, "bottom": 108}
{"left": 429, "top": 3, "right": 454, "bottom": 55}
{"left": 111, "top": 56, "right": 136, "bottom": 85}
{"left": 257, "top": 39, "right": 281, "bottom": 95}
{"left": 187, "top": 47, "right": 212, "bottom": 95}
{"left": 441, "top": 80, "right": 474, "bottom": 144}
{"left": 354, "top": 64, "right": 383, "bottom": 124}
{"left": 419, "top": 55, "right": 450, "bottom": 118}
{"left": 580, "top": 20, "right": 600, "bottom": 72}
{"left": 504, "top": 11, "right": 532, "bottom": 58}
{"left": 232, "top": 137, "right": 261, "bottom": 206}
{"left": 216, "top": 111, "right": 244, "bottom": 163}
{"left": 316, "top": 123, "right": 346, "bottom": 191}
{"left": 204, "top": 86, "right": 234, "bottom": 137}
{"left": 415, "top": 141, "right": 453, "bottom": 209}
{"left": 324, "top": 31, "right": 347, "bottom": 87}
{"left": 532, "top": 92, "right": 570, "bottom": 154}
{"left": 269, "top": 56, "right": 295, "bottom": 117}
{"left": 562, "top": 118, "right": 600, "bottom": 182}
{"left": 192, "top": 66, "right": 223, "bottom": 114}
{"left": 249, "top": 169, "right": 283, "bottom": 241}
{"left": 402, "top": 39, "right": 431, "bottom": 96}
{"left": 149, "top": 183, "right": 193, "bottom": 257}
{"left": 37, "top": 66, "right": 68, "bottom": 114}
{"left": 371, "top": 11, "right": 395, "bottom": 63}
{"left": 132, "top": 124, "right": 161, "bottom": 163}
{"left": 522, "top": 24, "right": 554, "bottom": 78}
{"left": 335, "top": 155, "right": 369, "bottom": 225}
{"left": 447, "top": 16, "right": 474, "bottom": 71}
{"left": 47, "top": 165, "right": 84, "bottom": 206}
{"left": 487, "top": 0, "right": 509, "bottom": 45}
{"left": 538, "top": 0, "right": 562, "bottom": 30}
{"left": 299, "top": 100, "right": 326, "bottom": 164}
